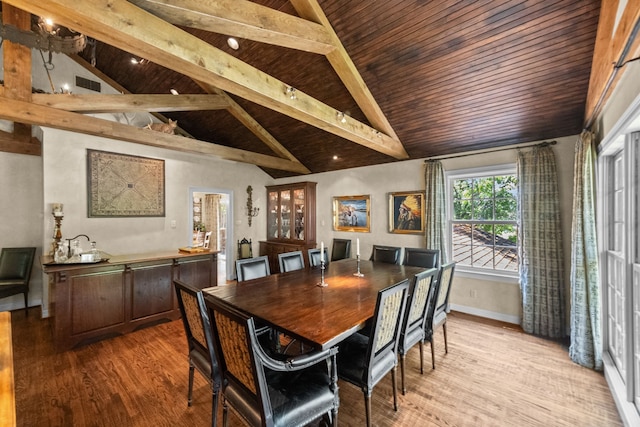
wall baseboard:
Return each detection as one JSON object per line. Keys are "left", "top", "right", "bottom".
{"left": 450, "top": 303, "right": 520, "bottom": 325}
{"left": 0, "top": 299, "right": 45, "bottom": 317}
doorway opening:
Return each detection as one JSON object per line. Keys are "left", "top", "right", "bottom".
{"left": 190, "top": 187, "right": 233, "bottom": 284}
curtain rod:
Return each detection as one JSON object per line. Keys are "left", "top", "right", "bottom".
{"left": 424, "top": 140, "right": 557, "bottom": 162}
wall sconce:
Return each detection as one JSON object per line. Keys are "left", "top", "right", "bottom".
{"left": 246, "top": 185, "right": 259, "bottom": 227}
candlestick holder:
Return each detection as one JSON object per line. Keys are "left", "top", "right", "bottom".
{"left": 353, "top": 254, "right": 364, "bottom": 277}
{"left": 317, "top": 259, "right": 328, "bottom": 287}
{"left": 50, "top": 214, "right": 64, "bottom": 255}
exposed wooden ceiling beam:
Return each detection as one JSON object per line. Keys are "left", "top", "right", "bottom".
{"left": 71, "top": 54, "right": 309, "bottom": 172}
{"left": 290, "top": 0, "right": 401, "bottom": 142}
{"left": 4, "top": 0, "right": 408, "bottom": 159}
{"left": 31, "top": 93, "right": 230, "bottom": 113}
{"left": 1, "top": 4, "right": 41, "bottom": 156}
{"left": 196, "top": 81, "right": 308, "bottom": 168}
{"left": 128, "top": 0, "right": 335, "bottom": 55}
{"left": 68, "top": 53, "right": 195, "bottom": 139}
{"left": 584, "top": 0, "right": 640, "bottom": 127}
{"left": 0, "top": 96, "right": 310, "bottom": 174}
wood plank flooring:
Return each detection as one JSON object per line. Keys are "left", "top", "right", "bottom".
{"left": 10, "top": 308, "right": 622, "bottom": 426}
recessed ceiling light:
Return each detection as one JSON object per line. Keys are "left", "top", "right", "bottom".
{"left": 170, "top": 89, "right": 179, "bottom": 95}
{"left": 333, "top": 155, "right": 338, "bottom": 160}
{"left": 227, "top": 37, "right": 239, "bottom": 50}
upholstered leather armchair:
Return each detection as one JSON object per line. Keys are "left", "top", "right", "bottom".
{"left": 277, "top": 250, "right": 305, "bottom": 273}
{"left": 403, "top": 247, "right": 440, "bottom": 269}
{"left": 369, "top": 245, "right": 402, "bottom": 264}
{"left": 208, "top": 298, "right": 340, "bottom": 427}
{"left": 173, "top": 280, "right": 222, "bottom": 427}
{"left": 398, "top": 267, "right": 439, "bottom": 394}
{"left": 337, "top": 279, "right": 409, "bottom": 427}
{"left": 425, "top": 262, "right": 456, "bottom": 369}
{"left": 0, "top": 247, "right": 36, "bottom": 315}
{"left": 236, "top": 255, "right": 270, "bottom": 281}
{"left": 308, "top": 248, "right": 329, "bottom": 267}
{"left": 330, "top": 238, "right": 351, "bottom": 261}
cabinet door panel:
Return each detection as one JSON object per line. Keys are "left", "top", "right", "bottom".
{"left": 70, "top": 271, "right": 124, "bottom": 335}
{"left": 130, "top": 263, "right": 174, "bottom": 319}
{"left": 178, "top": 256, "right": 214, "bottom": 289}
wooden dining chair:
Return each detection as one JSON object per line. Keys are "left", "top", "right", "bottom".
{"left": 402, "top": 247, "right": 440, "bottom": 269}
{"left": 308, "top": 248, "right": 329, "bottom": 267}
{"left": 235, "top": 255, "right": 270, "bottom": 281}
{"left": 369, "top": 245, "right": 402, "bottom": 264}
{"left": 337, "top": 279, "right": 410, "bottom": 427}
{"left": 173, "top": 280, "right": 222, "bottom": 427}
{"left": 207, "top": 298, "right": 340, "bottom": 427}
{"left": 0, "top": 247, "right": 36, "bottom": 316}
{"left": 237, "top": 238, "right": 253, "bottom": 260}
{"left": 398, "top": 267, "right": 439, "bottom": 395}
{"left": 425, "top": 262, "right": 456, "bottom": 368}
{"left": 277, "top": 250, "right": 305, "bottom": 273}
{"left": 330, "top": 238, "right": 351, "bottom": 261}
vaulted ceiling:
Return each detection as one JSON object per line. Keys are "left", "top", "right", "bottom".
{"left": 0, "top": 1, "right": 601, "bottom": 178}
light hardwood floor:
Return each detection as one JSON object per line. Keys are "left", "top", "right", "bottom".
{"left": 11, "top": 308, "right": 622, "bottom": 426}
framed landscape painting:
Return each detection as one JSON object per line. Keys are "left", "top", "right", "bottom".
{"left": 388, "top": 191, "right": 425, "bottom": 234}
{"left": 333, "top": 195, "right": 370, "bottom": 232}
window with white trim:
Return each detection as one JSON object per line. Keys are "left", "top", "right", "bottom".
{"left": 446, "top": 165, "right": 518, "bottom": 276}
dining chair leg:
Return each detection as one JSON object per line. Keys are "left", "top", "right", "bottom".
{"left": 188, "top": 365, "right": 195, "bottom": 406}
{"left": 443, "top": 321, "right": 448, "bottom": 353}
{"left": 211, "top": 389, "right": 219, "bottom": 427}
{"left": 364, "top": 392, "right": 372, "bottom": 427}
{"left": 331, "top": 407, "right": 338, "bottom": 427}
{"left": 400, "top": 355, "right": 407, "bottom": 395}
{"left": 23, "top": 293, "right": 29, "bottom": 316}
{"left": 419, "top": 341, "right": 424, "bottom": 375}
{"left": 392, "top": 366, "right": 398, "bottom": 411}
{"left": 430, "top": 338, "right": 435, "bottom": 369}
{"left": 223, "top": 399, "right": 229, "bottom": 427}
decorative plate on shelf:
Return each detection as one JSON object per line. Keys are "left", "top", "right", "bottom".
{"left": 194, "top": 206, "right": 200, "bottom": 213}
{"left": 194, "top": 216, "right": 200, "bottom": 222}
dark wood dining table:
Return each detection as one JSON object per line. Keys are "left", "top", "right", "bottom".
{"left": 204, "top": 259, "right": 426, "bottom": 350}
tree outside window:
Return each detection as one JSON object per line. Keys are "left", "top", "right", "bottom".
{"left": 449, "top": 170, "right": 518, "bottom": 273}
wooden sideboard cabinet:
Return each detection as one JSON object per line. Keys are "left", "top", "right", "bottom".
{"left": 42, "top": 250, "right": 217, "bottom": 351}
{"left": 260, "top": 181, "right": 316, "bottom": 272}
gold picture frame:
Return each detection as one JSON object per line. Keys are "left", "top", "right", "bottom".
{"left": 388, "top": 191, "right": 425, "bottom": 234}
{"left": 87, "top": 149, "right": 165, "bottom": 217}
{"left": 333, "top": 195, "right": 370, "bottom": 232}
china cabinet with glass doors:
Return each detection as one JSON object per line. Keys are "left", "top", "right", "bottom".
{"left": 260, "top": 182, "right": 316, "bottom": 273}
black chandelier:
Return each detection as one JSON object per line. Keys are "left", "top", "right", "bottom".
{"left": 0, "top": 14, "right": 86, "bottom": 54}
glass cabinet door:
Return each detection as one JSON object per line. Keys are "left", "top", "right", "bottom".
{"left": 280, "top": 190, "right": 291, "bottom": 239}
{"left": 294, "top": 189, "right": 305, "bottom": 240}
{"left": 265, "top": 181, "right": 315, "bottom": 244}
{"left": 267, "top": 191, "right": 279, "bottom": 239}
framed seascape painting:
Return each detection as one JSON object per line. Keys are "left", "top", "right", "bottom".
{"left": 333, "top": 195, "right": 371, "bottom": 232}
{"left": 388, "top": 191, "right": 425, "bottom": 234}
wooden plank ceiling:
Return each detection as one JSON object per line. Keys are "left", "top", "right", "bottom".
{"left": 0, "top": 0, "right": 600, "bottom": 178}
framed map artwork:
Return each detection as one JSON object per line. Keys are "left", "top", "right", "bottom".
{"left": 87, "top": 149, "right": 165, "bottom": 217}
